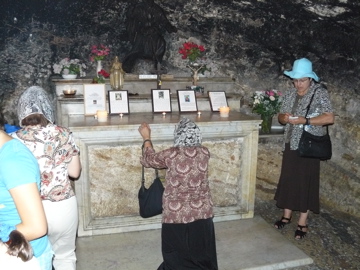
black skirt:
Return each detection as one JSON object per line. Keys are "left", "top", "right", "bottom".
{"left": 157, "top": 218, "right": 218, "bottom": 270}
{"left": 274, "top": 143, "right": 321, "bottom": 213}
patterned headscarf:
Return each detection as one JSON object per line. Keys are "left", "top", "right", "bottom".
{"left": 17, "top": 86, "right": 54, "bottom": 127}
{"left": 173, "top": 117, "right": 202, "bottom": 147}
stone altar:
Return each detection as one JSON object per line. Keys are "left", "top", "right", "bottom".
{"left": 54, "top": 77, "right": 261, "bottom": 237}
{"left": 68, "top": 112, "right": 261, "bottom": 236}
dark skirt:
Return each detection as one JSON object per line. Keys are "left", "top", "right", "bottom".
{"left": 157, "top": 218, "right": 218, "bottom": 270}
{"left": 274, "top": 143, "right": 321, "bottom": 213}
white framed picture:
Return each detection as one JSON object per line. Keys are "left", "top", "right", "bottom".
{"left": 108, "top": 90, "right": 130, "bottom": 114}
{"left": 151, "top": 89, "right": 172, "bottom": 113}
{"left": 83, "top": 84, "right": 107, "bottom": 115}
{"left": 177, "top": 89, "right": 198, "bottom": 112}
{"left": 208, "top": 91, "right": 228, "bottom": 111}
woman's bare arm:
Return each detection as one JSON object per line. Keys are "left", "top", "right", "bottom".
{"left": 10, "top": 183, "right": 47, "bottom": 241}
{"left": 68, "top": 154, "right": 82, "bottom": 179}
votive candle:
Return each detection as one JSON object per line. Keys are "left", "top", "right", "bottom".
{"left": 219, "top": 106, "right": 230, "bottom": 117}
{"left": 96, "top": 110, "right": 108, "bottom": 122}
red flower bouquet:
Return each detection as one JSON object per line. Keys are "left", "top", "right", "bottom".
{"left": 178, "top": 42, "right": 205, "bottom": 62}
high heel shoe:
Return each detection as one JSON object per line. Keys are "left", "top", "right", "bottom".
{"left": 274, "top": 216, "right": 291, "bottom": 229}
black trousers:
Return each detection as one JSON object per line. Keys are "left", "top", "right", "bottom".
{"left": 157, "top": 218, "right": 218, "bottom": 270}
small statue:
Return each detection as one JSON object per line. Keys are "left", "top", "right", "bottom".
{"left": 110, "top": 56, "right": 125, "bottom": 90}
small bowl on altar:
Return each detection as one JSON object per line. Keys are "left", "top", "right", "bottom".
{"left": 63, "top": 89, "right": 76, "bottom": 97}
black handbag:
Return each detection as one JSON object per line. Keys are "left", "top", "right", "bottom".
{"left": 138, "top": 167, "right": 164, "bottom": 218}
{"left": 298, "top": 89, "right": 332, "bottom": 160}
{"left": 138, "top": 143, "right": 164, "bottom": 218}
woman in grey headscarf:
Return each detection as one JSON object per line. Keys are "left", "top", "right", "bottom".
{"left": 12, "top": 86, "right": 81, "bottom": 270}
{"left": 138, "top": 117, "right": 218, "bottom": 270}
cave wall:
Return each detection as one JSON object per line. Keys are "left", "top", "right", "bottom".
{"left": 1, "top": 0, "right": 359, "bottom": 216}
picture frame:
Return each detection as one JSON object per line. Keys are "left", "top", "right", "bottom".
{"left": 83, "top": 84, "right": 107, "bottom": 115}
{"left": 108, "top": 90, "right": 130, "bottom": 114}
{"left": 208, "top": 91, "right": 228, "bottom": 111}
{"left": 151, "top": 89, "right": 172, "bottom": 113}
{"left": 177, "top": 89, "right": 198, "bottom": 112}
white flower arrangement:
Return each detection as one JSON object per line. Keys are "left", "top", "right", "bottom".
{"left": 251, "top": 89, "right": 283, "bottom": 116}
{"left": 52, "top": 58, "right": 87, "bottom": 77}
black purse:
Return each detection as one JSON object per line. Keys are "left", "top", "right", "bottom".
{"left": 298, "top": 89, "right": 332, "bottom": 160}
{"left": 138, "top": 144, "right": 164, "bottom": 218}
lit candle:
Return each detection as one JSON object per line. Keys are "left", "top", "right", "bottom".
{"left": 197, "top": 111, "right": 202, "bottom": 116}
{"left": 119, "top": 113, "right": 123, "bottom": 118}
{"left": 219, "top": 106, "right": 230, "bottom": 117}
{"left": 96, "top": 110, "right": 108, "bottom": 122}
{"left": 162, "top": 112, "right": 166, "bottom": 117}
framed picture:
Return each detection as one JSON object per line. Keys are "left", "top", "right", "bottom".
{"left": 151, "top": 89, "right": 172, "bottom": 113}
{"left": 83, "top": 84, "right": 107, "bottom": 115}
{"left": 177, "top": 89, "right": 198, "bottom": 112}
{"left": 108, "top": 90, "right": 130, "bottom": 114}
{"left": 208, "top": 91, "right": 228, "bottom": 111}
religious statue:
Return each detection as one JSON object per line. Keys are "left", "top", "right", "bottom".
{"left": 110, "top": 56, "right": 125, "bottom": 90}
{"left": 122, "top": 0, "right": 177, "bottom": 73}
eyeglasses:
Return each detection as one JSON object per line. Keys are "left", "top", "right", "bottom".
{"left": 292, "top": 78, "right": 309, "bottom": 84}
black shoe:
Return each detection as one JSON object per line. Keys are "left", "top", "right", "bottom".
{"left": 274, "top": 216, "right": 291, "bottom": 229}
{"left": 295, "top": 224, "right": 308, "bottom": 240}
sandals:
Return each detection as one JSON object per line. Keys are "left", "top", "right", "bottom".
{"left": 274, "top": 216, "right": 292, "bottom": 229}
{"left": 295, "top": 224, "right": 308, "bottom": 240}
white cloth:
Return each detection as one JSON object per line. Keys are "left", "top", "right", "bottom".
{"left": 0, "top": 243, "right": 41, "bottom": 270}
{"left": 42, "top": 196, "right": 78, "bottom": 270}
{"left": 17, "top": 86, "right": 54, "bottom": 127}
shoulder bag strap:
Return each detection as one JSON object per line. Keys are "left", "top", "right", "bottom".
{"left": 303, "top": 87, "right": 329, "bottom": 134}
{"left": 304, "top": 88, "right": 318, "bottom": 118}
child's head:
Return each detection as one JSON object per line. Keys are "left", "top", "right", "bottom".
{"left": 5, "top": 230, "right": 33, "bottom": 262}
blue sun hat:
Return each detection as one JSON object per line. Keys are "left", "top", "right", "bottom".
{"left": 284, "top": 58, "right": 319, "bottom": 82}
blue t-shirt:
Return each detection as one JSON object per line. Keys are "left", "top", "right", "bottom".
{"left": 0, "top": 138, "right": 49, "bottom": 257}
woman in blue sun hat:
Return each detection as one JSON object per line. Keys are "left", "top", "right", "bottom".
{"left": 273, "top": 58, "right": 334, "bottom": 239}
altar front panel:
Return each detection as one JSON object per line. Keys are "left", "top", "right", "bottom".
{"left": 70, "top": 112, "right": 260, "bottom": 236}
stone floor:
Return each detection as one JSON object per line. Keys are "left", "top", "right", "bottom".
{"left": 255, "top": 198, "right": 360, "bottom": 270}
{"left": 75, "top": 198, "right": 360, "bottom": 270}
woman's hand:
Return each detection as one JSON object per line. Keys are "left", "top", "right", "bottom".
{"left": 138, "top": 122, "right": 151, "bottom": 140}
{"left": 279, "top": 113, "right": 305, "bottom": 125}
{"left": 278, "top": 113, "right": 291, "bottom": 125}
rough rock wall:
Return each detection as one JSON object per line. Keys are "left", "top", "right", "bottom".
{"left": 1, "top": 0, "right": 359, "bottom": 215}
{"left": 256, "top": 136, "right": 360, "bottom": 217}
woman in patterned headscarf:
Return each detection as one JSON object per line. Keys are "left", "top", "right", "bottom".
{"left": 138, "top": 117, "right": 218, "bottom": 270}
{"left": 11, "top": 86, "right": 81, "bottom": 270}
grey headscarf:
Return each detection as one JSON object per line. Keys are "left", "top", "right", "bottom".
{"left": 17, "top": 86, "right": 54, "bottom": 127}
{"left": 173, "top": 117, "right": 202, "bottom": 147}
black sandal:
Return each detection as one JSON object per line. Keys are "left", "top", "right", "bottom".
{"left": 295, "top": 224, "right": 308, "bottom": 240}
{"left": 274, "top": 216, "right": 291, "bottom": 229}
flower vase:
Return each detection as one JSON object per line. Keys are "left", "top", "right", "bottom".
{"left": 96, "top": 60, "right": 102, "bottom": 77}
{"left": 260, "top": 114, "right": 273, "bottom": 134}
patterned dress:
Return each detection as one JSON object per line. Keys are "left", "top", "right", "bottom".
{"left": 141, "top": 146, "right": 214, "bottom": 224}
{"left": 12, "top": 124, "right": 80, "bottom": 202}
